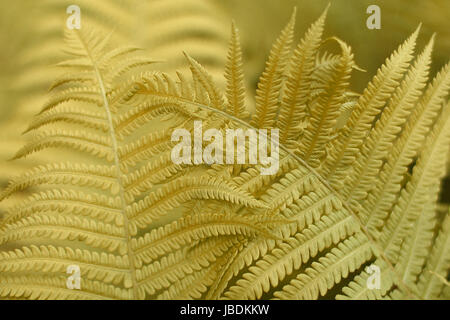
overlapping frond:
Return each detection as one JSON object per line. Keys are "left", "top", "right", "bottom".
{"left": 276, "top": 5, "right": 328, "bottom": 145}
{"left": 250, "top": 9, "right": 296, "bottom": 129}
{"left": 297, "top": 38, "right": 354, "bottom": 167}
{"left": 321, "top": 25, "right": 421, "bottom": 187}
{"left": 224, "top": 21, "right": 247, "bottom": 119}
{"left": 417, "top": 212, "right": 450, "bottom": 299}
{"left": 1, "top": 6, "right": 449, "bottom": 301}
{"left": 0, "top": 26, "right": 265, "bottom": 300}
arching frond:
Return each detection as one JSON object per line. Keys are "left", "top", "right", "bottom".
{"left": 277, "top": 5, "right": 328, "bottom": 145}
{"left": 250, "top": 9, "right": 296, "bottom": 129}
{"left": 1, "top": 6, "right": 448, "bottom": 301}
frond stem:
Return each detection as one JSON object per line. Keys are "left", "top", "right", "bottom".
{"left": 76, "top": 30, "right": 138, "bottom": 299}
{"left": 187, "top": 100, "right": 419, "bottom": 299}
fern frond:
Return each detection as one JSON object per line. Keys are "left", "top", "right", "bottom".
{"left": 277, "top": 5, "right": 328, "bottom": 144}
{"left": 0, "top": 245, "right": 129, "bottom": 285}
{"left": 381, "top": 102, "right": 450, "bottom": 263}
{"left": 297, "top": 37, "right": 354, "bottom": 167}
{"left": 224, "top": 21, "right": 247, "bottom": 119}
{"left": 322, "top": 25, "right": 421, "bottom": 186}
{"left": 118, "top": 130, "right": 175, "bottom": 166}
{"left": 184, "top": 53, "right": 225, "bottom": 111}
{"left": 2, "top": 189, "right": 122, "bottom": 227}
{"left": 274, "top": 234, "right": 371, "bottom": 300}
{"left": 0, "top": 162, "right": 117, "bottom": 201}
{"left": 0, "top": 274, "right": 131, "bottom": 300}
{"left": 259, "top": 167, "right": 315, "bottom": 211}
{"left": 48, "top": 71, "right": 95, "bottom": 91}
{"left": 232, "top": 154, "right": 298, "bottom": 194}
{"left": 222, "top": 210, "right": 360, "bottom": 299}
{"left": 25, "top": 103, "right": 109, "bottom": 134}
{"left": 395, "top": 184, "right": 438, "bottom": 290}
{"left": 123, "top": 154, "right": 185, "bottom": 200}
{"left": 131, "top": 213, "right": 275, "bottom": 266}
{"left": 135, "top": 237, "right": 240, "bottom": 298}
{"left": 39, "top": 87, "right": 103, "bottom": 115}
{"left": 344, "top": 36, "right": 434, "bottom": 201}
{"left": 417, "top": 210, "right": 450, "bottom": 299}
{"left": 114, "top": 102, "right": 187, "bottom": 139}
{"left": 336, "top": 259, "right": 395, "bottom": 300}
{"left": 250, "top": 9, "right": 296, "bottom": 129}
{"left": 0, "top": 213, "right": 126, "bottom": 254}
{"left": 1, "top": 6, "right": 448, "bottom": 301}
{"left": 162, "top": 239, "right": 245, "bottom": 300}
{"left": 13, "top": 129, "right": 113, "bottom": 161}
{"left": 128, "top": 176, "right": 266, "bottom": 231}
{"left": 362, "top": 62, "right": 450, "bottom": 232}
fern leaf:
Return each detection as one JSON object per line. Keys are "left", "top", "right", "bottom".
{"left": 1, "top": 7, "right": 448, "bottom": 301}
{"left": 381, "top": 102, "right": 450, "bottom": 263}
{"left": 250, "top": 9, "right": 296, "bottom": 129}
{"left": 0, "top": 162, "right": 118, "bottom": 201}
{"left": 1, "top": 189, "right": 122, "bottom": 227}
{"left": 417, "top": 212, "right": 450, "bottom": 299}
{"left": 25, "top": 103, "right": 108, "bottom": 134}
{"left": 344, "top": 36, "right": 434, "bottom": 201}
{"left": 277, "top": 5, "right": 328, "bottom": 144}
{"left": 322, "top": 26, "right": 421, "bottom": 186}
{"left": 297, "top": 37, "right": 353, "bottom": 167}
{"left": 224, "top": 21, "right": 247, "bottom": 118}
{"left": 127, "top": 176, "right": 267, "bottom": 231}
{"left": 13, "top": 129, "right": 113, "bottom": 161}
{"left": 222, "top": 210, "right": 360, "bottom": 299}
{"left": 274, "top": 234, "right": 371, "bottom": 300}
{"left": 131, "top": 213, "right": 274, "bottom": 266}
{"left": 135, "top": 237, "right": 240, "bottom": 297}
{"left": 336, "top": 259, "right": 395, "bottom": 300}
{"left": 0, "top": 274, "right": 130, "bottom": 300}
{"left": 0, "top": 245, "right": 129, "bottom": 285}
{"left": 184, "top": 52, "right": 225, "bottom": 110}
{"left": 395, "top": 184, "right": 438, "bottom": 290}
{"left": 362, "top": 62, "right": 450, "bottom": 232}
{"left": 0, "top": 213, "right": 126, "bottom": 254}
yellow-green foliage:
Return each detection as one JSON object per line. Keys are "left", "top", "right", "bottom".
{"left": 0, "top": 0, "right": 230, "bottom": 216}
{"left": 0, "top": 4, "right": 449, "bottom": 300}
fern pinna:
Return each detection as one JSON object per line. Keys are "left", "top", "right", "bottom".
{"left": 0, "top": 7, "right": 449, "bottom": 300}
{"left": 0, "top": 0, "right": 230, "bottom": 219}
